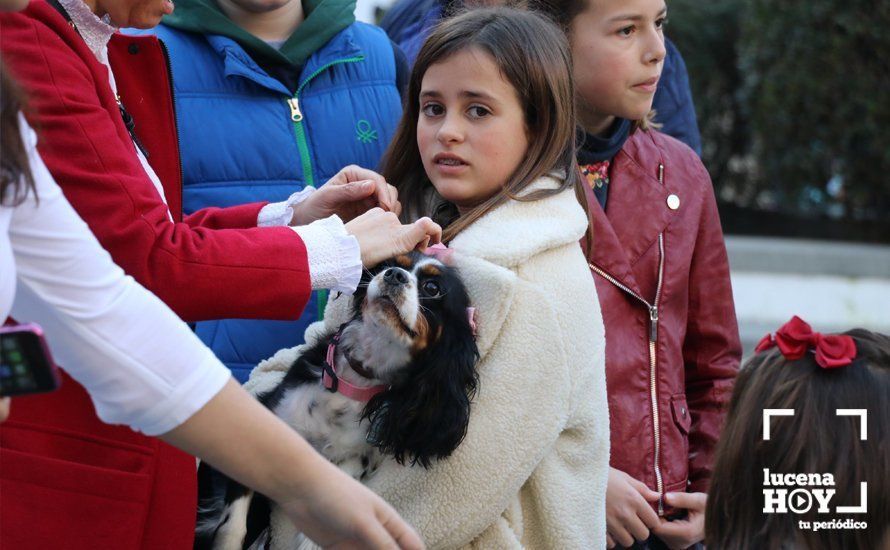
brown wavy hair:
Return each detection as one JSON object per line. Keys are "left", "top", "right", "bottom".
{"left": 705, "top": 328, "right": 890, "bottom": 550}
{"left": 0, "top": 59, "right": 35, "bottom": 205}
{"left": 379, "top": 7, "right": 591, "bottom": 244}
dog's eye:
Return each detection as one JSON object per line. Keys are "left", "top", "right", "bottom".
{"left": 421, "top": 280, "right": 441, "bottom": 297}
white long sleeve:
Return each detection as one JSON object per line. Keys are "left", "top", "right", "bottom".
{"left": 1, "top": 118, "right": 231, "bottom": 435}
{"left": 258, "top": 189, "right": 363, "bottom": 295}
{"left": 292, "top": 216, "right": 362, "bottom": 294}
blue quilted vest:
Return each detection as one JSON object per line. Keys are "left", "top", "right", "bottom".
{"left": 142, "top": 23, "right": 402, "bottom": 381}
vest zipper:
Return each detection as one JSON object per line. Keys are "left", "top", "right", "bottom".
{"left": 287, "top": 96, "right": 312, "bottom": 187}
{"left": 589, "top": 162, "right": 667, "bottom": 515}
{"left": 285, "top": 55, "right": 365, "bottom": 321}
{"left": 286, "top": 55, "right": 365, "bottom": 189}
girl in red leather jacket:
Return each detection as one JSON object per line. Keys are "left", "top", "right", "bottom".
{"left": 533, "top": 0, "right": 742, "bottom": 548}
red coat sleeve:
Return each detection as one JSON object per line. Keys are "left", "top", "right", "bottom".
{"left": 682, "top": 162, "right": 742, "bottom": 494}
{"left": 183, "top": 203, "right": 269, "bottom": 230}
{"left": 0, "top": 12, "right": 310, "bottom": 323}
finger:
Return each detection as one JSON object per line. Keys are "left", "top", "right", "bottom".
{"left": 633, "top": 495, "right": 661, "bottom": 530}
{"left": 624, "top": 512, "right": 652, "bottom": 542}
{"left": 330, "top": 165, "right": 362, "bottom": 186}
{"left": 651, "top": 518, "right": 694, "bottom": 541}
{"left": 353, "top": 517, "right": 399, "bottom": 550}
{"left": 629, "top": 478, "right": 661, "bottom": 502}
{"left": 343, "top": 180, "right": 377, "bottom": 201}
{"left": 386, "top": 184, "right": 399, "bottom": 209}
{"left": 340, "top": 166, "right": 389, "bottom": 201}
{"left": 322, "top": 181, "right": 377, "bottom": 214}
{"left": 664, "top": 492, "right": 706, "bottom": 511}
{"left": 412, "top": 217, "right": 442, "bottom": 246}
{"left": 339, "top": 165, "right": 384, "bottom": 184}
{"left": 374, "top": 501, "right": 424, "bottom": 550}
{"left": 606, "top": 533, "right": 616, "bottom": 549}
{"left": 372, "top": 180, "right": 395, "bottom": 212}
{"left": 413, "top": 236, "right": 431, "bottom": 252}
{"left": 391, "top": 199, "right": 403, "bottom": 217}
{"left": 633, "top": 494, "right": 661, "bottom": 529}
{"left": 609, "top": 525, "right": 635, "bottom": 548}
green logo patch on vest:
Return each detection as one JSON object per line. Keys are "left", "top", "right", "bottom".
{"left": 356, "top": 119, "right": 378, "bottom": 143}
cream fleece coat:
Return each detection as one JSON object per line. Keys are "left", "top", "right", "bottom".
{"left": 247, "top": 177, "right": 609, "bottom": 549}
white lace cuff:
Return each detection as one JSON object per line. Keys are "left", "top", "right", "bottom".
{"left": 257, "top": 187, "right": 315, "bottom": 227}
{"left": 291, "top": 215, "right": 362, "bottom": 294}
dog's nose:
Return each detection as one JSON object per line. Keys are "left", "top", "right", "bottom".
{"left": 383, "top": 268, "right": 409, "bottom": 286}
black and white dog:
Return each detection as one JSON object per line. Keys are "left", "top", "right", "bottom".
{"left": 195, "top": 251, "right": 479, "bottom": 550}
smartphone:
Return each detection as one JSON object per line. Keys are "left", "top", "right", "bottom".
{"left": 0, "top": 323, "right": 61, "bottom": 397}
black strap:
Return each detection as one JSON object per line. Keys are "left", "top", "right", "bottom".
{"left": 117, "top": 102, "right": 150, "bottom": 159}
{"left": 45, "top": 0, "right": 71, "bottom": 22}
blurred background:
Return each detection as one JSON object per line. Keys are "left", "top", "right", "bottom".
{"left": 358, "top": 0, "right": 890, "bottom": 352}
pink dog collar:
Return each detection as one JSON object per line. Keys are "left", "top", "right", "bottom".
{"left": 323, "top": 326, "right": 388, "bottom": 402}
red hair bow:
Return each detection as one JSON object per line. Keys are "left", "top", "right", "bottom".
{"left": 755, "top": 316, "right": 857, "bottom": 369}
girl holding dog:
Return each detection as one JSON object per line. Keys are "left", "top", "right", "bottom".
{"left": 532, "top": 0, "right": 742, "bottom": 548}
{"left": 297, "top": 7, "right": 610, "bottom": 549}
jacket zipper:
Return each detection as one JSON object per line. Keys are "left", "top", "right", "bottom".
{"left": 285, "top": 56, "right": 365, "bottom": 321}
{"left": 589, "top": 162, "right": 667, "bottom": 515}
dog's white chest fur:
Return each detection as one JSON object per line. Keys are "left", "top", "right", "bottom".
{"left": 273, "top": 384, "right": 381, "bottom": 480}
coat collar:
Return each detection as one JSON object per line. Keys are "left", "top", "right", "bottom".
{"left": 206, "top": 28, "right": 364, "bottom": 95}
{"left": 449, "top": 176, "right": 587, "bottom": 358}
{"left": 207, "top": 35, "right": 291, "bottom": 94}
{"left": 587, "top": 131, "right": 677, "bottom": 297}
{"left": 450, "top": 176, "right": 588, "bottom": 268}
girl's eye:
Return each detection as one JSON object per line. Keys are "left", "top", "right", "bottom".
{"left": 618, "top": 25, "right": 635, "bottom": 37}
{"left": 467, "top": 105, "right": 491, "bottom": 119}
{"left": 655, "top": 17, "right": 668, "bottom": 29}
{"left": 421, "top": 103, "right": 444, "bottom": 117}
{"left": 421, "top": 280, "right": 441, "bottom": 297}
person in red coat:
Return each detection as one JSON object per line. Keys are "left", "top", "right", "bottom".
{"left": 0, "top": 0, "right": 440, "bottom": 547}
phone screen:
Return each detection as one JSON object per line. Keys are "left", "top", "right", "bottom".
{"left": 0, "top": 327, "right": 60, "bottom": 397}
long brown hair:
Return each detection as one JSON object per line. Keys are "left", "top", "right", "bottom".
{"left": 0, "top": 59, "right": 35, "bottom": 205}
{"left": 705, "top": 329, "right": 890, "bottom": 550}
{"left": 380, "top": 7, "right": 590, "bottom": 243}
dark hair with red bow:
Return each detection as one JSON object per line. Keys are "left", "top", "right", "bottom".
{"left": 706, "top": 320, "right": 890, "bottom": 550}
{"left": 755, "top": 316, "right": 858, "bottom": 369}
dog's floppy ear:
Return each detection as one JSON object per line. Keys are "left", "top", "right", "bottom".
{"left": 362, "top": 307, "right": 479, "bottom": 468}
